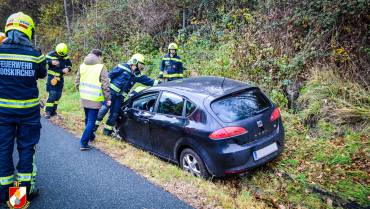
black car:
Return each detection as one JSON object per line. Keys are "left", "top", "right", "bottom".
{"left": 117, "top": 76, "right": 284, "bottom": 178}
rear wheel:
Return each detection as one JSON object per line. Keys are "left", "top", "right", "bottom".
{"left": 180, "top": 148, "right": 209, "bottom": 178}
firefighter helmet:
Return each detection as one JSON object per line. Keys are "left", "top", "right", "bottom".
{"left": 5, "top": 12, "right": 35, "bottom": 40}
{"left": 168, "top": 43, "right": 179, "bottom": 50}
{"left": 55, "top": 43, "right": 68, "bottom": 56}
{"left": 129, "top": 53, "right": 145, "bottom": 65}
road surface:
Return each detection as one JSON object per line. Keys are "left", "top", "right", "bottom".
{"left": 4, "top": 119, "right": 193, "bottom": 209}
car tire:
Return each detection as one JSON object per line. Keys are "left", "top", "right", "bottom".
{"left": 180, "top": 148, "right": 210, "bottom": 178}
{"left": 116, "top": 116, "right": 127, "bottom": 140}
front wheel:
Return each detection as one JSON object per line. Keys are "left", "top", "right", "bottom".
{"left": 112, "top": 126, "right": 122, "bottom": 140}
{"left": 115, "top": 115, "right": 127, "bottom": 140}
{"left": 180, "top": 148, "right": 210, "bottom": 178}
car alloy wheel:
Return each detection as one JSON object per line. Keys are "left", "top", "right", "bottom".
{"left": 112, "top": 126, "right": 122, "bottom": 140}
{"left": 182, "top": 153, "right": 201, "bottom": 177}
{"left": 180, "top": 148, "right": 209, "bottom": 178}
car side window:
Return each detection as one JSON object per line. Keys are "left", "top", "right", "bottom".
{"left": 185, "top": 100, "right": 196, "bottom": 116}
{"left": 158, "top": 92, "right": 184, "bottom": 116}
{"left": 132, "top": 92, "right": 159, "bottom": 112}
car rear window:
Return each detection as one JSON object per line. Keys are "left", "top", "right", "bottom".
{"left": 211, "top": 89, "right": 271, "bottom": 123}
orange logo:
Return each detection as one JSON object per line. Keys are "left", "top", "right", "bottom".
{"left": 7, "top": 182, "right": 30, "bottom": 209}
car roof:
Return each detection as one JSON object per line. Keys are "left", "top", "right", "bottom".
{"left": 148, "top": 76, "right": 254, "bottom": 100}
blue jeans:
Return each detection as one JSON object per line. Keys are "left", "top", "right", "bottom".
{"left": 80, "top": 108, "right": 99, "bottom": 147}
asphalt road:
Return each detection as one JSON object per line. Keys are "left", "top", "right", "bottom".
{"left": 5, "top": 119, "right": 193, "bottom": 209}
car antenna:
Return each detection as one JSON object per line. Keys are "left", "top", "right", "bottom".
{"left": 221, "top": 77, "right": 226, "bottom": 91}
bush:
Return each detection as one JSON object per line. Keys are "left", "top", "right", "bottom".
{"left": 127, "top": 33, "right": 158, "bottom": 55}
{"left": 298, "top": 68, "right": 370, "bottom": 126}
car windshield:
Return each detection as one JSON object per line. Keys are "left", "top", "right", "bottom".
{"left": 211, "top": 89, "right": 271, "bottom": 123}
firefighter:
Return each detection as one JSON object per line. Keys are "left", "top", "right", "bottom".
{"left": 95, "top": 54, "right": 159, "bottom": 136}
{"left": 158, "top": 43, "right": 184, "bottom": 81}
{"left": 75, "top": 49, "right": 111, "bottom": 150}
{"left": 0, "top": 32, "right": 6, "bottom": 44}
{"left": 0, "top": 12, "right": 47, "bottom": 203}
{"left": 45, "top": 43, "right": 72, "bottom": 119}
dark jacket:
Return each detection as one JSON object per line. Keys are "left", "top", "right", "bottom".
{"left": 75, "top": 53, "right": 110, "bottom": 109}
{"left": 0, "top": 30, "right": 47, "bottom": 117}
{"left": 109, "top": 63, "right": 156, "bottom": 97}
{"left": 159, "top": 53, "right": 183, "bottom": 77}
{"left": 46, "top": 51, "right": 72, "bottom": 91}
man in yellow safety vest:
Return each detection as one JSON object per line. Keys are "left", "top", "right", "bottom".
{"left": 75, "top": 49, "right": 111, "bottom": 150}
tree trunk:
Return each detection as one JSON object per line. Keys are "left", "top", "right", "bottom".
{"left": 63, "top": 0, "right": 71, "bottom": 44}
{"left": 71, "top": 0, "right": 75, "bottom": 28}
{"left": 182, "top": 9, "right": 186, "bottom": 30}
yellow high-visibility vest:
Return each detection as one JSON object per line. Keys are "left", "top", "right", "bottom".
{"left": 79, "top": 63, "right": 104, "bottom": 102}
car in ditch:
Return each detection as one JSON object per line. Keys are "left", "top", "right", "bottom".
{"left": 117, "top": 76, "right": 284, "bottom": 178}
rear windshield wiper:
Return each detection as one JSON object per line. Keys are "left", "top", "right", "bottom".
{"left": 254, "top": 107, "right": 270, "bottom": 115}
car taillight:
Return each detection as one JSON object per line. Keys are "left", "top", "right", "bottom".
{"left": 209, "top": 127, "right": 247, "bottom": 140}
{"left": 270, "top": 107, "right": 280, "bottom": 122}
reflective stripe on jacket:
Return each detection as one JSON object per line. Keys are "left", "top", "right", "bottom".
{"left": 108, "top": 63, "right": 131, "bottom": 93}
{"left": 159, "top": 53, "right": 183, "bottom": 78}
{"left": 0, "top": 37, "right": 47, "bottom": 116}
{"left": 79, "top": 63, "right": 104, "bottom": 102}
{"left": 46, "top": 51, "right": 72, "bottom": 91}
{"left": 109, "top": 63, "right": 158, "bottom": 98}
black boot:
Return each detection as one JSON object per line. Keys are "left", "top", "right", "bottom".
{"left": 89, "top": 132, "right": 96, "bottom": 142}
{"left": 27, "top": 188, "right": 39, "bottom": 202}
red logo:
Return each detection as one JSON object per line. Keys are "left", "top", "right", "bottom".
{"left": 7, "top": 182, "right": 30, "bottom": 209}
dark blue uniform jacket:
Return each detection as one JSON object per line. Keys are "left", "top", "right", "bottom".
{"left": 0, "top": 31, "right": 47, "bottom": 117}
{"left": 160, "top": 53, "right": 183, "bottom": 76}
{"left": 109, "top": 63, "right": 155, "bottom": 96}
{"left": 46, "top": 51, "right": 72, "bottom": 91}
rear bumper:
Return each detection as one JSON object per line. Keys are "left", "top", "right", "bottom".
{"left": 204, "top": 125, "right": 284, "bottom": 177}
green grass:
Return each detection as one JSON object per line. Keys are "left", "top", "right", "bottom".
{"left": 57, "top": 91, "right": 80, "bottom": 114}
{"left": 38, "top": 76, "right": 83, "bottom": 115}
{"left": 280, "top": 159, "right": 299, "bottom": 167}
{"left": 336, "top": 180, "right": 370, "bottom": 205}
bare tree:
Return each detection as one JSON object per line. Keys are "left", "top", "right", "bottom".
{"left": 63, "top": 0, "right": 71, "bottom": 44}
